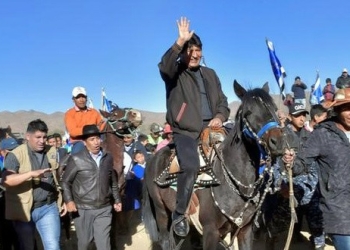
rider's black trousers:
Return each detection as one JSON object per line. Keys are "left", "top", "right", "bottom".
{"left": 173, "top": 133, "right": 200, "bottom": 215}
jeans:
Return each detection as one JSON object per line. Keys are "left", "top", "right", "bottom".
{"left": 13, "top": 202, "right": 61, "bottom": 250}
{"left": 329, "top": 234, "right": 350, "bottom": 250}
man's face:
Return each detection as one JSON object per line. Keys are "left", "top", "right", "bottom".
{"left": 183, "top": 45, "right": 202, "bottom": 68}
{"left": 315, "top": 112, "right": 328, "bottom": 124}
{"left": 151, "top": 132, "right": 160, "bottom": 139}
{"left": 84, "top": 135, "right": 101, "bottom": 154}
{"left": 26, "top": 131, "right": 47, "bottom": 152}
{"left": 289, "top": 112, "right": 307, "bottom": 131}
{"left": 123, "top": 136, "right": 134, "bottom": 146}
{"left": 338, "top": 104, "right": 350, "bottom": 130}
{"left": 55, "top": 137, "right": 62, "bottom": 147}
{"left": 47, "top": 137, "right": 57, "bottom": 147}
{"left": 73, "top": 94, "right": 87, "bottom": 109}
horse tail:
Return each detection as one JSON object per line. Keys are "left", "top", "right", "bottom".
{"left": 142, "top": 180, "right": 159, "bottom": 242}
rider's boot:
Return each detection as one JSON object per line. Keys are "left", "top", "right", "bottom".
{"left": 172, "top": 171, "right": 195, "bottom": 237}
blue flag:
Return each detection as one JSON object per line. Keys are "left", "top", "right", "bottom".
{"left": 266, "top": 39, "right": 287, "bottom": 100}
{"left": 312, "top": 72, "right": 324, "bottom": 104}
{"left": 101, "top": 88, "right": 112, "bottom": 112}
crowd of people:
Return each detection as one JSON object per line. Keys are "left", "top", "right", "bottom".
{"left": 276, "top": 72, "right": 350, "bottom": 250}
{"left": 0, "top": 84, "right": 171, "bottom": 250}
{"left": 1, "top": 16, "right": 350, "bottom": 250}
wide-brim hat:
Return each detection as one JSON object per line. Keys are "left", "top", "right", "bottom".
{"left": 330, "top": 88, "right": 350, "bottom": 107}
{"left": 81, "top": 124, "right": 102, "bottom": 138}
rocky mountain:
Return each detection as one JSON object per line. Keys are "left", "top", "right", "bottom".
{"left": 0, "top": 93, "right": 293, "bottom": 137}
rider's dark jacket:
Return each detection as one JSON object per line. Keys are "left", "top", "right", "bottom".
{"left": 293, "top": 119, "right": 350, "bottom": 235}
{"left": 158, "top": 42, "right": 230, "bottom": 139}
{"left": 61, "top": 148, "right": 120, "bottom": 209}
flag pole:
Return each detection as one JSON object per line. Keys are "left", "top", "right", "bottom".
{"left": 101, "top": 87, "right": 104, "bottom": 111}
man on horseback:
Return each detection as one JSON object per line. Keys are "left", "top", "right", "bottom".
{"left": 65, "top": 86, "right": 106, "bottom": 154}
{"left": 158, "top": 16, "right": 230, "bottom": 237}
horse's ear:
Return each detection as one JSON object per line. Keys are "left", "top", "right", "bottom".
{"left": 99, "top": 110, "right": 109, "bottom": 118}
{"left": 262, "top": 82, "right": 270, "bottom": 93}
{"left": 233, "top": 80, "right": 246, "bottom": 100}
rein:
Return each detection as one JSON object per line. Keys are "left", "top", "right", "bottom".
{"left": 103, "top": 108, "right": 138, "bottom": 137}
{"left": 209, "top": 96, "right": 283, "bottom": 247}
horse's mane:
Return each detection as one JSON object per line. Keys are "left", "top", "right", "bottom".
{"left": 224, "top": 87, "right": 276, "bottom": 147}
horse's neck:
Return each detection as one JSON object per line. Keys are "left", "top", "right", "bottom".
{"left": 222, "top": 139, "right": 260, "bottom": 179}
{"left": 103, "top": 133, "right": 124, "bottom": 176}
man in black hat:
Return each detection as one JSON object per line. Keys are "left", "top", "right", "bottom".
{"left": 61, "top": 124, "right": 122, "bottom": 250}
{"left": 158, "top": 17, "right": 230, "bottom": 237}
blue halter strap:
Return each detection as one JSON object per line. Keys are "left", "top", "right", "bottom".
{"left": 243, "top": 120, "right": 279, "bottom": 174}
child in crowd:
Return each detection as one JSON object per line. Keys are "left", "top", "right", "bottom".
{"left": 124, "top": 150, "right": 146, "bottom": 211}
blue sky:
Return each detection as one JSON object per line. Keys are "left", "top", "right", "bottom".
{"left": 1, "top": 1, "right": 350, "bottom": 114}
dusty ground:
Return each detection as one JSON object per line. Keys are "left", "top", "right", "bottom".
{"left": 57, "top": 211, "right": 335, "bottom": 250}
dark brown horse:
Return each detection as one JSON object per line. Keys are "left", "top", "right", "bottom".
{"left": 100, "top": 106, "right": 142, "bottom": 186}
{"left": 99, "top": 106, "right": 142, "bottom": 246}
{"left": 143, "top": 80, "right": 292, "bottom": 250}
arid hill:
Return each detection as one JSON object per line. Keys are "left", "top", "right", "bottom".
{"left": 0, "top": 94, "right": 292, "bottom": 137}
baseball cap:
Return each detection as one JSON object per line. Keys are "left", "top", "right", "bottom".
{"left": 288, "top": 103, "right": 309, "bottom": 116}
{"left": 72, "top": 86, "right": 87, "bottom": 97}
{"left": 343, "top": 68, "right": 348, "bottom": 73}
{"left": 0, "top": 138, "right": 19, "bottom": 151}
{"left": 150, "top": 123, "right": 162, "bottom": 133}
{"left": 163, "top": 124, "right": 173, "bottom": 134}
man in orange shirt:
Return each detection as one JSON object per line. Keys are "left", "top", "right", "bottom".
{"left": 64, "top": 86, "right": 105, "bottom": 154}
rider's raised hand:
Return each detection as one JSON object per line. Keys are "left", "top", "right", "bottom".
{"left": 176, "top": 17, "right": 194, "bottom": 47}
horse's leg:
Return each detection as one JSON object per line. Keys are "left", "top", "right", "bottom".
{"left": 237, "top": 223, "right": 254, "bottom": 250}
{"left": 143, "top": 183, "right": 172, "bottom": 250}
{"left": 202, "top": 224, "right": 220, "bottom": 250}
{"left": 153, "top": 202, "right": 171, "bottom": 250}
{"left": 197, "top": 190, "right": 222, "bottom": 250}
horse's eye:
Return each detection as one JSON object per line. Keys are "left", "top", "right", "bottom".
{"left": 244, "top": 110, "right": 252, "bottom": 118}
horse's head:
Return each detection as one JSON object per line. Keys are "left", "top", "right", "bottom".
{"left": 100, "top": 107, "right": 142, "bottom": 136}
{"left": 233, "top": 80, "right": 288, "bottom": 159}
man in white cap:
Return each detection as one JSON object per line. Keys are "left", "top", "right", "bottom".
{"left": 336, "top": 68, "right": 350, "bottom": 89}
{"left": 64, "top": 86, "right": 105, "bottom": 154}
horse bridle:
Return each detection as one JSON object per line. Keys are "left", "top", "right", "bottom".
{"left": 211, "top": 96, "right": 282, "bottom": 230}
{"left": 242, "top": 96, "right": 280, "bottom": 174}
{"left": 105, "top": 108, "right": 138, "bottom": 137}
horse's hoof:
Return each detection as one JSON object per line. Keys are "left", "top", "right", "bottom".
{"left": 172, "top": 214, "right": 189, "bottom": 237}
